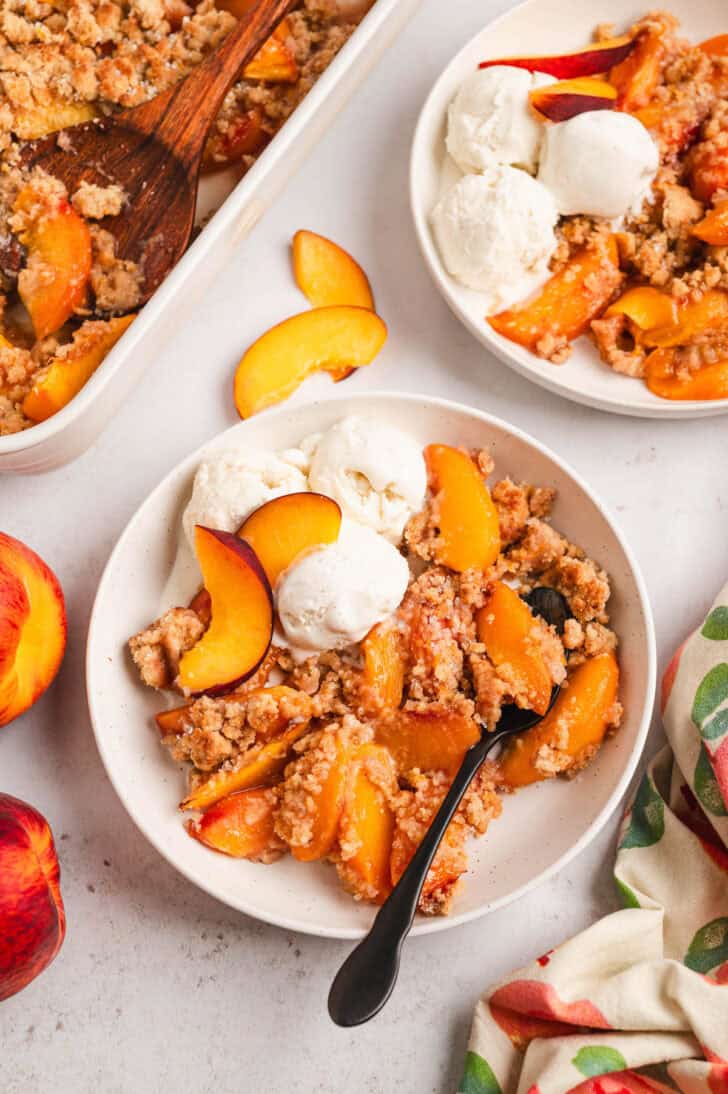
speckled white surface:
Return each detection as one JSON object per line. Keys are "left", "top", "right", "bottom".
{"left": 1, "top": 0, "right": 726, "bottom": 1090}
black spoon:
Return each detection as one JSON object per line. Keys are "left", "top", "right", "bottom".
{"left": 328, "top": 588, "right": 569, "bottom": 1028}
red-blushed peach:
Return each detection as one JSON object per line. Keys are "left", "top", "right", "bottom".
{"left": 0, "top": 794, "right": 66, "bottom": 1001}
{"left": 478, "top": 35, "right": 636, "bottom": 78}
{"left": 0, "top": 533, "right": 66, "bottom": 728}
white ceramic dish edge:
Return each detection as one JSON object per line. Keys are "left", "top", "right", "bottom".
{"left": 86, "top": 391, "right": 656, "bottom": 939}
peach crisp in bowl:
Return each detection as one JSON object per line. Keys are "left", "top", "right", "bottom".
{"left": 86, "top": 392, "right": 655, "bottom": 938}
{"left": 411, "top": 0, "right": 728, "bottom": 418}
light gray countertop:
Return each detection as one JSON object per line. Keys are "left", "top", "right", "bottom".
{"left": 2, "top": 0, "right": 726, "bottom": 1089}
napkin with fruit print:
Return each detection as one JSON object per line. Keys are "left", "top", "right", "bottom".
{"left": 458, "top": 586, "right": 728, "bottom": 1094}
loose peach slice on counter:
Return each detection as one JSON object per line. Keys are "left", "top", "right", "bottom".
{"left": 0, "top": 534, "right": 66, "bottom": 728}
{"left": 529, "top": 78, "right": 616, "bottom": 122}
{"left": 337, "top": 744, "right": 396, "bottom": 904}
{"left": 238, "top": 492, "right": 341, "bottom": 586}
{"left": 186, "top": 788, "right": 284, "bottom": 859}
{"left": 640, "top": 289, "right": 728, "bottom": 349}
{"left": 286, "top": 737, "right": 352, "bottom": 862}
{"left": 181, "top": 721, "right": 310, "bottom": 812}
{"left": 203, "top": 108, "right": 269, "bottom": 172}
{"left": 489, "top": 236, "right": 624, "bottom": 353}
{"left": 500, "top": 653, "right": 619, "bottom": 788}
{"left": 605, "top": 285, "right": 678, "bottom": 332}
{"left": 242, "top": 19, "right": 298, "bottom": 83}
{"left": 292, "top": 231, "right": 375, "bottom": 310}
{"left": 177, "top": 527, "right": 273, "bottom": 697}
{"left": 13, "top": 100, "right": 98, "bottom": 141}
{"left": 361, "top": 621, "right": 406, "bottom": 711}
{"left": 692, "top": 200, "right": 728, "bottom": 246}
{"left": 476, "top": 582, "right": 557, "bottom": 717}
{"left": 424, "top": 444, "right": 501, "bottom": 573}
{"left": 22, "top": 314, "right": 136, "bottom": 423}
{"left": 610, "top": 27, "right": 665, "bottom": 111}
{"left": 14, "top": 188, "right": 92, "bottom": 341}
{"left": 645, "top": 349, "right": 728, "bottom": 401}
{"left": 375, "top": 710, "right": 480, "bottom": 775}
{"left": 478, "top": 36, "right": 635, "bottom": 78}
{"left": 233, "top": 306, "right": 387, "bottom": 419}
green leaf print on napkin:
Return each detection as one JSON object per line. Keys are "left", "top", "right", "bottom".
{"left": 701, "top": 606, "right": 728, "bottom": 640}
{"left": 695, "top": 743, "right": 728, "bottom": 816}
{"left": 619, "top": 774, "right": 665, "bottom": 849}
{"left": 572, "top": 1046, "right": 627, "bottom": 1078}
{"left": 459, "top": 1052, "right": 502, "bottom": 1094}
{"left": 684, "top": 917, "right": 728, "bottom": 974}
{"left": 701, "top": 708, "right": 728, "bottom": 742}
{"left": 614, "top": 877, "right": 641, "bottom": 908}
{"left": 692, "top": 663, "right": 728, "bottom": 727}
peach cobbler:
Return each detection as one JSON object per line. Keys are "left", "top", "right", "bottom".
{"left": 0, "top": 0, "right": 371, "bottom": 435}
{"left": 127, "top": 416, "right": 622, "bottom": 915}
{"left": 433, "top": 12, "right": 728, "bottom": 401}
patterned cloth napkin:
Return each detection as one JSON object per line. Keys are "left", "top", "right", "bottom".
{"left": 458, "top": 585, "right": 728, "bottom": 1094}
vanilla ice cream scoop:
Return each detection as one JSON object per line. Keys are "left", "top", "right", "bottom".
{"left": 182, "top": 447, "right": 308, "bottom": 549}
{"left": 276, "top": 520, "right": 409, "bottom": 655}
{"left": 446, "top": 66, "right": 555, "bottom": 175}
{"left": 538, "top": 110, "right": 659, "bottom": 219}
{"left": 307, "top": 416, "right": 426, "bottom": 541}
{"left": 432, "top": 168, "right": 558, "bottom": 307}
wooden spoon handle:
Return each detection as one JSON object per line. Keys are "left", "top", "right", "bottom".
{"left": 126, "top": 0, "right": 297, "bottom": 169}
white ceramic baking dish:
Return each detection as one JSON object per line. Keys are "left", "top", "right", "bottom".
{"left": 0, "top": 0, "right": 421, "bottom": 474}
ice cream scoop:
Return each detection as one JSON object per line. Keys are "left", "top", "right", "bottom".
{"left": 307, "top": 416, "right": 426, "bottom": 541}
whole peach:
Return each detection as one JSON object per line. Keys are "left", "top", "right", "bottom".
{"left": 0, "top": 794, "right": 66, "bottom": 1001}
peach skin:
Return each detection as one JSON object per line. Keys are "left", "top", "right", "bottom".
{"left": 478, "top": 36, "right": 635, "bottom": 78}
{"left": 0, "top": 533, "right": 66, "bottom": 728}
{"left": 529, "top": 78, "right": 616, "bottom": 122}
{"left": 292, "top": 231, "right": 375, "bottom": 310}
{"left": 186, "top": 788, "right": 285, "bottom": 859}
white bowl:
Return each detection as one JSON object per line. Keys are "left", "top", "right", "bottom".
{"left": 410, "top": 0, "right": 728, "bottom": 420}
{"left": 86, "top": 392, "right": 656, "bottom": 938}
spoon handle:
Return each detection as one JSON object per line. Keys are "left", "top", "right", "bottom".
{"left": 327, "top": 728, "right": 507, "bottom": 1027}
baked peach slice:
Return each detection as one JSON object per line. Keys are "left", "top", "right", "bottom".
{"left": 13, "top": 99, "right": 98, "bottom": 141}
{"left": 203, "top": 108, "right": 269, "bottom": 171}
{"left": 186, "top": 788, "right": 285, "bottom": 860}
{"left": 529, "top": 78, "right": 616, "bottom": 122}
{"left": 23, "top": 315, "right": 135, "bottom": 423}
{"left": 375, "top": 710, "right": 480, "bottom": 775}
{"left": 239, "top": 492, "right": 341, "bottom": 586}
{"left": 645, "top": 349, "right": 728, "bottom": 401}
{"left": 177, "top": 527, "right": 273, "bottom": 697}
{"left": 390, "top": 809, "right": 466, "bottom": 901}
{"left": 478, "top": 35, "right": 635, "bottom": 77}
{"left": 688, "top": 139, "right": 728, "bottom": 203}
{"left": 0, "top": 533, "right": 66, "bottom": 728}
{"left": 610, "top": 27, "right": 665, "bottom": 111}
{"left": 336, "top": 744, "right": 396, "bottom": 904}
{"left": 292, "top": 231, "right": 375, "bottom": 310}
{"left": 361, "top": 620, "right": 406, "bottom": 711}
{"left": 693, "top": 199, "right": 728, "bottom": 246}
{"left": 284, "top": 735, "right": 353, "bottom": 862}
{"left": 234, "top": 306, "right": 387, "bottom": 418}
{"left": 476, "top": 581, "right": 558, "bottom": 717}
{"left": 489, "top": 235, "right": 624, "bottom": 352}
{"left": 641, "top": 289, "right": 728, "bottom": 349}
{"left": 243, "top": 19, "right": 298, "bottom": 83}
{"left": 605, "top": 285, "right": 678, "bottom": 332}
{"left": 700, "top": 34, "right": 728, "bottom": 58}
{"left": 500, "top": 653, "right": 619, "bottom": 787}
{"left": 424, "top": 444, "right": 501, "bottom": 573}
{"left": 156, "top": 684, "right": 311, "bottom": 738}
{"left": 14, "top": 188, "right": 92, "bottom": 340}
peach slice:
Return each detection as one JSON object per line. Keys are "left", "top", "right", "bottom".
{"left": 186, "top": 788, "right": 284, "bottom": 859}
{"left": 14, "top": 188, "right": 92, "bottom": 341}
{"left": 640, "top": 289, "right": 728, "bottom": 349}
{"left": 700, "top": 34, "right": 728, "bottom": 58}
{"left": 188, "top": 587, "right": 213, "bottom": 627}
{"left": 361, "top": 620, "right": 406, "bottom": 711}
{"left": 476, "top": 581, "right": 556, "bottom": 717}
{"left": 155, "top": 684, "right": 309, "bottom": 738}
{"left": 177, "top": 527, "right": 273, "bottom": 697}
{"left": 645, "top": 349, "right": 728, "bottom": 401}
{"left": 0, "top": 533, "right": 66, "bottom": 728}
{"left": 234, "top": 306, "right": 387, "bottom": 418}
{"left": 605, "top": 285, "right": 678, "bottom": 332}
{"left": 336, "top": 744, "right": 396, "bottom": 904}
{"left": 500, "top": 653, "right": 619, "bottom": 787}
{"left": 203, "top": 108, "right": 269, "bottom": 172}
{"left": 292, "top": 231, "right": 375, "bottom": 310}
{"left": 529, "top": 78, "right": 616, "bottom": 122}
{"left": 285, "top": 736, "right": 352, "bottom": 862}
{"left": 424, "top": 444, "right": 501, "bottom": 573}
{"left": 13, "top": 100, "right": 98, "bottom": 141}
{"left": 489, "top": 235, "right": 624, "bottom": 352}
{"left": 181, "top": 721, "right": 310, "bottom": 812}
{"left": 610, "top": 28, "right": 665, "bottom": 111}
{"left": 478, "top": 36, "right": 636, "bottom": 78}
{"left": 239, "top": 492, "right": 341, "bottom": 586}
{"left": 390, "top": 808, "right": 466, "bottom": 900}
{"left": 375, "top": 710, "right": 480, "bottom": 775}
{"left": 22, "top": 315, "right": 135, "bottom": 423}
{"left": 693, "top": 200, "right": 728, "bottom": 246}
{"left": 242, "top": 19, "right": 298, "bottom": 83}
{"left": 688, "top": 140, "right": 728, "bottom": 204}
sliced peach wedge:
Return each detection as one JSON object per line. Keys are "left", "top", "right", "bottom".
{"left": 177, "top": 527, "right": 273, "bottom": 697}
{"left": 692, "top": 199, "right": 728, "bottom": 246}
{"left": 645, "top": 350, "right": 728, "bottom": 401}
{"left": 336, "top": 744, "right": 396, "bottom": 904}
{"left": 234, "top": 306, "right": 387, "bottom": 419}
{"left": 238, "top": 491, "right": 341, "bottom": 586}
{"left": 361, "top": 620, "right": 406, "bottom": 711}
{"left": 424, "top": 444, "right": 501, "bottom": 573}
{"left": 242, "top": 18, "right": 298, "bottom": 83}
{"left": 292, "top": 231, "right": 375, "bottom": 310}
{"left": 478, "top": 35, "right": 636, "bottom": 78}
{"left": 186, "top": 788, "right": 284, "bottom": 860}
{"left": 529, "top": 78, "right": 616, "bottom": 122}
{"left": 375, "top": 710, "right": 480, "bottom": 776}
{"left": 282, "top": 734, "right": 353, "bottom": 862}
{"left": 13, "top": 99, "right": 98, "bottom": 141}
{"left": 609, "top": 26, "right": 665, "bottom": 111}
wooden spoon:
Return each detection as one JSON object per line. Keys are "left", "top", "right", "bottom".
{"left": 19, "top": 0, "right": 296, "bottom": 304}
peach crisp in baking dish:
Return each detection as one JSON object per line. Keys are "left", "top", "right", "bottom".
{"left": 433, "top": 12, "right": 728, "bottom": 401}
{"left": 127, "top": 417, "right": 622, "bottom": 915}
{"left": 0, "top": 0, "right": 371, "bottom": 436}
